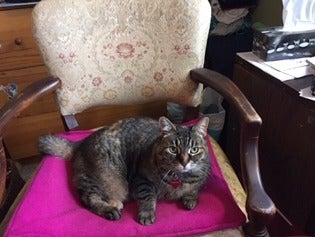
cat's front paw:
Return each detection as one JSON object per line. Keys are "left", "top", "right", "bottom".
{"left": 138, "top": 210, "right": 156, "bottom": 225}
{"left": 182, "top": 196, "right": 198, "bottom": 210}
{"left": 103, "top": 207, "right": 122, "bottom": 220}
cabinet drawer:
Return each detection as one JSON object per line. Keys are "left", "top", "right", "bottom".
{"left": 0, "top": 8, "right": 44, "bottom": 71}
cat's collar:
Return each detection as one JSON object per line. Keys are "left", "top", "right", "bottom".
{"left": 163, "top": 171, "right": 182, "bottom": 189}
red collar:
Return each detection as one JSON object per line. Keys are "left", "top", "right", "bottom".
{"left": 169, "top": 177, "right": 181, "bottom": 188}
{"left": 163, "top": 172, "right": 182, "bottom": 189}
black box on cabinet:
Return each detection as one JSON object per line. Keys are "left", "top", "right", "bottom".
{"left": 252, "top": 27, "right": 315, "bottom": 61}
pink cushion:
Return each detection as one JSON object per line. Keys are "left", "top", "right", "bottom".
{"left": 5, "top": 126, "right": 245, "bottom": 236}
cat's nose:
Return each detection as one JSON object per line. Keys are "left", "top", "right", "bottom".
{"left": 180, "top": 159, "right": 189, "bottom": 168}
{"left": 181, "top": 161, "right": 188, "bottom": 168}
{"left": 179, "top": 154, "right": 189, "bottom": 167}
{"left": 178, "top": 163, "right": 190, "bottom": 173}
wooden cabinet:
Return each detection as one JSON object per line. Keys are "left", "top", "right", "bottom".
{"left": 0, "top": 7, "right": 64, "bottom": 159}
{"left": 226, "top": 54, "right": 315, "bottom": 234}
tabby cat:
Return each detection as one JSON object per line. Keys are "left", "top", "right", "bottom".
{"left": 38, "top": 116, "right": 211, "bottom": 225}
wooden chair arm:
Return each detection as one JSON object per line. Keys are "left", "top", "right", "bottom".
{"left": 0, "top": 77, "right": 61, "bottom": 204}
{"left": 190, "top": 68, "right": 276, "bottom": 236}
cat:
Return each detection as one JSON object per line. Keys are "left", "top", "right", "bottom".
{"left": 37, "top": 116, "right": 211, "bottom": 225}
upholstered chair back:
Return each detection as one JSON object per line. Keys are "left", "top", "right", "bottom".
{"left": 32, "top": 0, "right": 211, "bottom": 116}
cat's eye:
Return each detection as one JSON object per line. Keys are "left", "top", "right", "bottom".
{"left": 167, "top": 146, "right": 178, "bottom": 154}
{"left": 189, "top": 147, "right": 200, "bottom": 155}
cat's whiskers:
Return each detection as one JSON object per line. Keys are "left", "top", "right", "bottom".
{"left": 158, "top": 169, "right": 173, "bottom": 188}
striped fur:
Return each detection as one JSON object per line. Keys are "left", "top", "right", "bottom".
{"left": 38, "top": 116, "right": 210, "bottom": 225}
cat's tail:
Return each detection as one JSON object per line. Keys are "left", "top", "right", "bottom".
{"left": 37, "top": 135, "right": 77, "bottom": 160}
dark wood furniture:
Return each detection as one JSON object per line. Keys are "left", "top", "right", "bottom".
{"left": 226, "top": 53, "right": 315, "bottom": 235}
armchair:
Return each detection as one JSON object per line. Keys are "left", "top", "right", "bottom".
{"left": 0, "top": 0, "right": 275, "bottom": 236}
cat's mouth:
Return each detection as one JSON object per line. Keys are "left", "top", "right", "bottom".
{"left": 176, "top": 162, "right": 196, "bottom": 173}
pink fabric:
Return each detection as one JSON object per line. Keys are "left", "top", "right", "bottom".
{"left": 5, "top": 126, "right": 246, "bottom": 237}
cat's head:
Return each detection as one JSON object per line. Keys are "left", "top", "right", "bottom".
{"left": 153, "top": 116, "right": 210, "bottom": 179}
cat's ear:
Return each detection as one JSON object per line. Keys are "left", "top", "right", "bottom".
{"left": 192, "top": 117, "right": 209, "bottom": 138}
{"left": 159, "top": 116, "right": 176, "bottom": 135}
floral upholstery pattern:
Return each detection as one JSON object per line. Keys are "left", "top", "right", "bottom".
{"left": 32, "top": 0, "right": 211, "bottom": 115}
